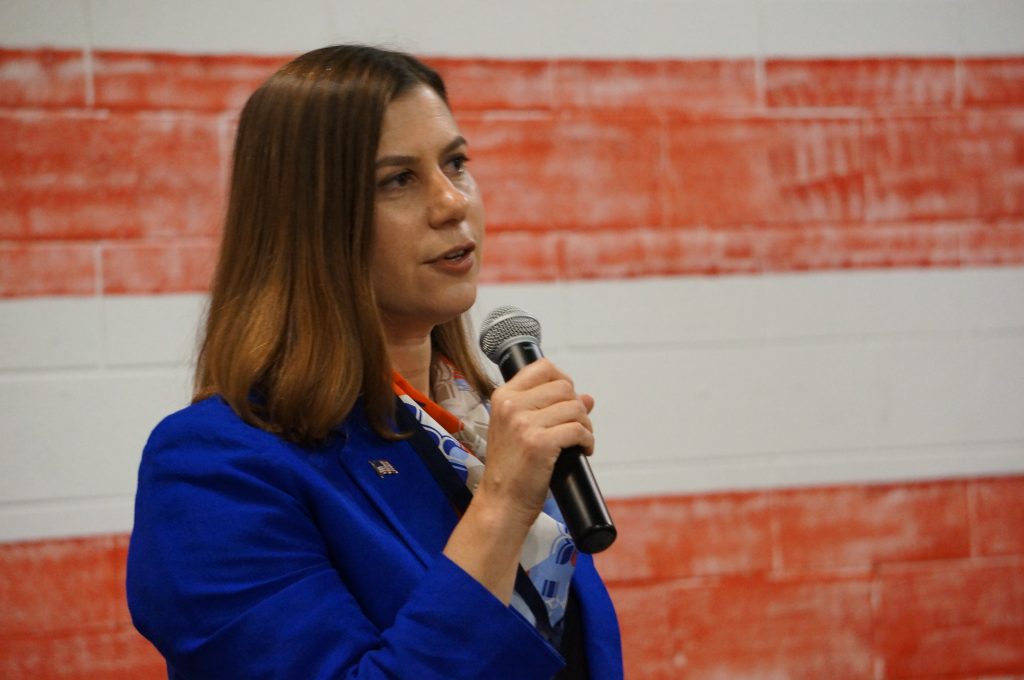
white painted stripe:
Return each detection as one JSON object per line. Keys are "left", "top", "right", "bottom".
{"left": 556, "top": 268, "right": 1024, "bottom": 349}
{"left": 0, "top": 495, "right": 136, "bottom": 543}
{"left": 1, "top": 0, "right": 1022, "bottom": 57}
{"left": 0, "top": 297, "right": 102, "bottom": 371}
{"left": 0, "top": 266, "right": 1022, "bottom": 542}
{"left": 102, "top": 294, "right": 206, "bottom": 367}
{"left": 86, "top": 0, "right": 332, "bottom": 55}
{"left": 0, "top": 369, "right": 193, "bottom": 502}
{"left": 558, "top": 332, "right": 1024, "bottom": 477}
{"left": 0, "top": 0, "right": 89, "bottom": 51}
{"left": 596, "top": 440, "right": 1024, "bottom": 497}
{"left": 958, "top": 0, "right": 1024, "bottom": 56}
{"left": 759, "top": 0, "right": 963, "bottom": 57}
{"left": 330, "top": 1, "right": 763, "bottom": 59}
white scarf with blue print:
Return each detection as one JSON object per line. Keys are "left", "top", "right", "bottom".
{"left": 396, "top": 360, "right": 577, "bottom": 637}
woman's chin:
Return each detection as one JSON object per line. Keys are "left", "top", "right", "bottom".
{"left": 445, "top": 280, "right": 479, "bottom": 316}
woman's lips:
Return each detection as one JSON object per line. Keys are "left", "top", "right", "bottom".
{"left": 428, "top": 243, "right": 476, "bottom": 273}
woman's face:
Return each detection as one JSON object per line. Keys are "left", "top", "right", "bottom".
{"left": 370, "top": 84, "right": 485, "bottom": 338}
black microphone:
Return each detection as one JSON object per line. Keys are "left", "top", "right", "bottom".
{"left": 478, "top": 305, "right": 617, "bottom": 554}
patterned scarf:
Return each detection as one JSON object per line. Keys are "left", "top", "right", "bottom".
{"left": 393, "top": 360, "right": 578, "bottom": 638}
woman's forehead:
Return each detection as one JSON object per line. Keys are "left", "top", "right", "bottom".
{"left": 378, "top": 86, "right": 459, "bottom": 150}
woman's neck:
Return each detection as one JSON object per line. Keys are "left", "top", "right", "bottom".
{"left": 384, "top": 327, "right": 433, "bottom": 397}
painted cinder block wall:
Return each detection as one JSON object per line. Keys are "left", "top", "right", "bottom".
{"left": 2, "top": 1, "right": 1023, "bottom": 677}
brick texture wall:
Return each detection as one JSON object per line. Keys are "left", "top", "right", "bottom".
{"left": 1, "top": 48, "right": 1023, "bottom": 678}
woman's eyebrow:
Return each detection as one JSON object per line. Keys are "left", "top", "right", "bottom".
{"left": 375, "top": 135, "right": 468, "bottom": 168}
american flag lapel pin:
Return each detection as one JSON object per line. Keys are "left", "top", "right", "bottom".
{"left": 369, "top": 459, "right": 399, "bottom": 477}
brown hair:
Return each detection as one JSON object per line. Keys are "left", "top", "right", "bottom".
{"left": 194, "top": 44, "right": 493, "bottom": 445}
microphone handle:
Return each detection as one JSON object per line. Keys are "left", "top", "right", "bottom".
{"left": 497, "top": 342, "right": 617, "bottom": 554}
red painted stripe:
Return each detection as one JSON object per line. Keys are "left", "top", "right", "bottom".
{"left": 423, "top": 58, "right": 557, "bottom": 112}
{"left": 0, "top": 49, "right": 87, "bottom": 108}
{"left": 765, "top": 58, "right": 957, "bottom": 109}
{"left": 964, "top": 58, "right": 1024, "bottom": 108}
{"left": 772, "top": 481, "right": 971, "bottom": 571}
{"left": 478, "top": 230, "right": 562, "bottom": 284}
{"left": 0, "top": 110, "right": 224, "bottom": 243}
{"left": 93, "top": 51, "right": 290, "bottom": 111}
{"left": 865, "top": 113, "right": 1024, "bottom": 222}
{"left": 553, "top": 59, "right": 757, "bottom": 112}
{"left": 0, "top": 242, "right": 96, "bottom": 297}
{"left": 972, "top": 476, "right": 1024, "bottom": 557}
{"left": 0, "top": 535, "right": 125, "bottom": 638}
{"left": 876, "top": 561, "right": 1024, "bottom": 677}
{"left": 0, "top": 534, "right": 166, "bottom": 678}
{"left": 0, "top": 627, "right": 167, "bottom": 679}
{"left": 101, "top": 239, "right": 218, "bottom": 295}
{"left": 596, "top": 491, "right": 773, "bottom": 582}
{"left": 462, "top": 112, "right": 665, "bottom": 232}
{"left": 1, "top": 49, "right": 1023, "bottom": 298}
{"left": 665, "top": 116, "right": 864, "bottom": 226}
{"left": 612, "top": 575, "right": 875, "bottom": 678}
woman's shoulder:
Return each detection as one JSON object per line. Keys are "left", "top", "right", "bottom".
{"left": 147, "top": 396, "right": 270, "bottom": 454}
{"left": 142, "top": 396, "right": 314, "bottom": 479}
{"left": 134, "top": 396, "right": 377, "bottom": 522}
{"left": 151, "top": 395, "right": 256, "bottom": 439}
{"left": 142, "top": 396, "right": 365, "bottom": 474}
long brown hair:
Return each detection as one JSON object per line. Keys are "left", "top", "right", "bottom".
{"left": 194, "top": 45, "right": 493, "bottom": 445}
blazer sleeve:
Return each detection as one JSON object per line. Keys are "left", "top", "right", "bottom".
{"left": 126, "top": 403, "right": 564, "bottom": 679}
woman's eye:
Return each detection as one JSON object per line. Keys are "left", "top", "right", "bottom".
{"left": 446, "top": 154, "right": 470, "bottom": 176}
{"left": 380, "top": 170, "right": 414, "bottom": 190}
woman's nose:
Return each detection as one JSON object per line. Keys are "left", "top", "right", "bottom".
{"left": 428, "top": 171, "right": 470, "bottom": 228}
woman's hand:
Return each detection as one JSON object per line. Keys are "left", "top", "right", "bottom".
{"left": 443, "top": 358, "right": 595, "bottom": 604}
{"left": 477, "top": 358, "right": 595, "bottom": 526}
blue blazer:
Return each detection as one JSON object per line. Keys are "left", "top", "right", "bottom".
{"left": 127, "top": 396, "right": 622, "bottom": 679}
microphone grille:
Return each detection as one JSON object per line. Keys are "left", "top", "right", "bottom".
{"left": 478, "top": 305, "right": 542, "bottom": 362}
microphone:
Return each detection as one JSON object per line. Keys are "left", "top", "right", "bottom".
{"left": 478, "top": 305, "right": 617, "bottom": 554}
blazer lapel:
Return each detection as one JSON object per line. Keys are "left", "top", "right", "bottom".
{"left": 334, "top": 405, "right": 459, "bottom": 569}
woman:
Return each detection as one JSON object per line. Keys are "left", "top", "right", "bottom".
{"left": 126, "top": 45, "right": 622, "bottom": 678}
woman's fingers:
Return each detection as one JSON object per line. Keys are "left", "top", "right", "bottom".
{"left": 513, "top": 377, "right": 576, "bottom": 405}
{"left": 526, "top": 398, "right": 593, "bottom": 435}
{"left": 491, "top": 390, "right": 594, "bottom": 456}
{"left": 497, "top": 376, "right": 577, "bottom": 411}
{"left": 492, "top": 382, "right": 592, "bottom": 436}
{"left": 501, "top": 358, "right": 573, "bottom": 393}
{"left": 547, "top": 420, "right": 595, "bottom": 455}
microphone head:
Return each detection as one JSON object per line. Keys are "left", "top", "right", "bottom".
{"left": 478, "top": 305, "right": 542, "bottom": 363}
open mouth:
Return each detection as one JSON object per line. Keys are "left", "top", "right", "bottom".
{"left": 432, "top": 243, "right": 475, "bottom": 263}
